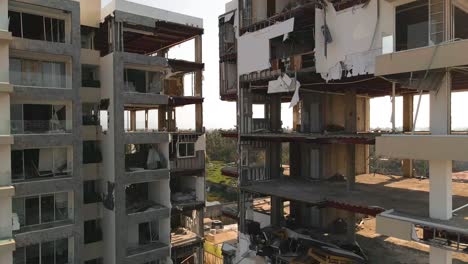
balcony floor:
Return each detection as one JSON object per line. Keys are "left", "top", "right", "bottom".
{"left": 241, "top": 174, "right": 468, "bottom": 225}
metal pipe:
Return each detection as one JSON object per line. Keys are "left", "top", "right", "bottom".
{"left": 453, "top": 203, "right": 468, "bottom": 214}
{"left": 412, "top": 90, "right": 423, "bottom": 135}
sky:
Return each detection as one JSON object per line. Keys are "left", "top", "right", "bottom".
{"left": 102, "top": 0, "right": 468, "bottom": 131}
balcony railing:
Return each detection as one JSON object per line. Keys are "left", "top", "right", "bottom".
{"left": 241, "top": 167, "right": 270, "bottom": 184}
{"left": 125, "top": 122, "right": 160, "bottom": 133}
{"left": 10, "top": 120, "right": 71, "bottom": 135}
{"left": 9, "top": 70, "right": 69, "bottom": 89}
{"left": 124, "top": 82, "right": 162, "bottom": 94}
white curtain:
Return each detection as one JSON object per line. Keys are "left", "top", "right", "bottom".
{"left": 43, "top": 62, "right": 65, "bottom": 88}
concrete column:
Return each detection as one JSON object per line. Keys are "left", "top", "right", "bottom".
{"left": 344, "top": 90, "right": 357, "bottom": 133}
{"left": 429, "top": 71, "right": 452, "bottom": 264}
{"left": 293, "top": 104, "right": 301, "bottom": 132}
{"left": 346, "top": 145, "right": 356, "bottom": 191}
{"left": 430, "top": 247, "right": 452, "bottom": 264}
{"left": 345, "top": 211, "right": 356, "bottom": 243}
{"left": 194, "top": 35, "right": 203, "bottom": 133}
{"left": 429, "top": 160, "right": 452, "bottom": 220}
{"left": 402, "top": 94, "right": 414, "bottom": 177}
{"left": 269, "top": 94, "right": 282, "bottom": 131}
{"left": 345, "top": 90, "right": 357, "bottom": 190}
{"left": 130, "top": 110, "right": 136, "bottom": 131}
{"left": 270, "top": 197, "right": 283, "bottom": 227}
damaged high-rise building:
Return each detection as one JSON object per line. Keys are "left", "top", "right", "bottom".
{"left": 219, "top": 0, "right": 468, "bottom": 263}
{"left": 0, "top": 0, "right": 206, "bottom": 263}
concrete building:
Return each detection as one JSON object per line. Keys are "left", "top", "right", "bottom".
{"left": 219, "top": 0, "right": 468, "bottom": 263}
{"left": 0, "top": 0, "right": 205, "bottom": 263}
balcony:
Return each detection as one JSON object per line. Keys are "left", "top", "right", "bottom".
{"left": 82, "top": 64, "right": 101, "bottom": 88}
{"left": 377, "top": 210, "right": 468, "bottom": 253}
{"left": 375, "top": 39, "right": 468, "bottom": 77}
{"left": 127, "top": 221, "right": 169, "bottom": 260}
{"left": 219, "top": 10, "right": 237, "bottom": 62}
{"left": 124, "top": 69, "right": 163, "bottom": 95}
{"left": 125, "top": 127, "right": 169, "bottom": 144}
{"left": 11, "top": 147, "right": 72, "bottom": 183}
{"left": 376, "top": 135, "right": 468, "bottom": 162}
{"left": 125, "top": 144, "right": 169, "bottom": 176}
{"left": 123, "top": 68, "right": 168, "bottom": 105}
{"left": 10, "top": 120, "right": 71, "bottom": 135}
{"left": 9, "top": 58, "right": 71, "bottom": 94}
{"left": 126, "top": 182, "right": 170, "bottom": 218}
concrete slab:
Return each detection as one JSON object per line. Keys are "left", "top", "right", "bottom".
{"left": 241, "top": 174, "right": 468, "bottom": 222}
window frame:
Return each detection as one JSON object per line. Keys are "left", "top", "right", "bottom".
{"left": 176, "top": 142, "right": 196, "bottom": 159}
{"left": 13, "top": 192, "right": 70, "bottom": 228}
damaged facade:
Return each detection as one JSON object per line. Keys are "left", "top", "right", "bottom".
{"left": 0, "top": 0, "right": 205, "bottom": 264}
{"left": 219, "top": 0, "right": 468, "bottom": 263}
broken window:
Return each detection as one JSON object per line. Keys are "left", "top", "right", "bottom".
{"left": 83, "top": 103, "right": 99, "bottom": 126}
{"left": 8, "top": 10, "right": 65, "bottom": 43}
{"left": 125, "top": 144, "right": 166, "bottom": 171}
{"left": 11, "top": 104, "right": 68, "bottom": 134}
{"left": 125, "top": 68, "right": 146, "bottom": 93}
{"left": 11, "top": 147, "right": 70, "bottom": 181}
{"left": 81, "top": 26, "right": 96, "bottom": 49}
{"left": 82, "top": 65, "right": 100, "bottom": 88}
{"left": 83, "top": 141, "right": 102, "bottom": 164}
{"left": 138, "top": 221, "right": 159, "bottom": 245}
{"left": 395, "top": 0, "right": 429, "bottom": 51}
{"left": 124, "top": 69, "right": 163, "bottom": 94}
{"left": 241, "top": 0, "right": 253, "bottom": 27}
{"left": 84, "top": 180, "right": 102, "bottom": 204}
{"left": 84, "top": 219, "right": 103, "bottom": 244}
{"left": 13, "top": 192, "right": 69, "bottom": 228}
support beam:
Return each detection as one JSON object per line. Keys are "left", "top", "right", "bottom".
{"left": 270, "top": 94, "right": 282, "bottom": 131}
{"left": 402, "top": 94, "right": 414, "bottom": 177}
{"left": 158, "top": 106, "right": 167, "bottom": 131}
{"left": 293, "top": 103, "right": 301, "bottom": 132}
{"left": 344, "top": 90, "right": 357, "bottom": 190}
{"left": 344, "top": 90, "right": 357, "bottom": 133}
{"left": 194, "top": 35, "right": 203, "bottom": 133}
{"left": 345, "top": 211, "right": 356, "bottom": 243}
{"left": 130, "top": 110, "right": 136, "bottom": 131}
{"left": 270, "top": 197, "right": 283, "bottom": 227}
